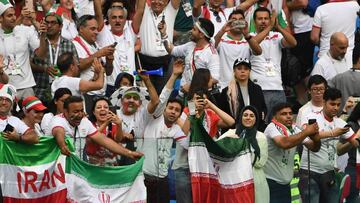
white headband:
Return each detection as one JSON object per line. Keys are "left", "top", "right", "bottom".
{"left": 195, "top": 21, "right": 210, "bottom": 39}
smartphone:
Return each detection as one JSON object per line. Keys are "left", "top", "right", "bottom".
{"left": 161, "top": 15, "right": 165, "bottom": 23}
{"left": 188, "top": 101, "right": 196, "bottom": 116}
{"left": 308, "top": 119, "right": 316, "bottom": 125}
{"left": 344, "top": 124, "right": 351, "bottom": 128}
{"left": 112, "top": 42, "right": 118, "bottom": 48}
{"left": 25, "top": 0, "right": 34, "bottom": 11}
{"left": 4, "top": 124, "right": 14, "bottom": 133}
{"left": 109, "top": 106, "right": 117, "bottom": 114}
{"left": 195, "top": 90, "right": 205, "bottom": 99}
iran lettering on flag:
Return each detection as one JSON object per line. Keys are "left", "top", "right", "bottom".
{"left": 65, "top": 154, "right": 146, "bottom": 203}
{"left": 188, "top": 117, "right": 255, "bottom": 203}
{"left": 0, "top": 136, "right": 146, "bottom": 203}
{"left": 0, "top": 136, "right": 68, "bottom": 203}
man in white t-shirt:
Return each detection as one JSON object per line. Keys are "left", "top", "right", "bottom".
{"left": 51, "top": 52, "right": 105, "bottom": 97}
{"left": 192, "top": 0, "right": 257, "bottom": 35}
{"left": 263, "top": 102, "right": 320, "bottom": 203}
{"left": 160, "top": 18, "right": 219, "bottom": 93}
{"left": 93, "top": 0, "right": 146, "bottom": 96}
{"left": 73, "top": 15, "right": 116, "bottom": 113}
{"left": 214, "top": 9, "right": 262, "bottom": 89}
{"left": 311, "top": 0, "right": 359, "bottom": 68}
{"left": 138, "top": 60, "right": 187, "bottom": 203}
{"left": 50, "top": 96, "right": 143, "bottom": 161}
{"left": 296, "top": 75, "right": 327, "bottom": 128}
{"left": 0, "top": 2, "right": 45, "bottom": 99}
{"left": 311, "top": 32, "right": 351, "bottom": 81}
{"left": 298, "top": 88, "right": 359, "bottom": 203}
{"left": 138, "top": 0, "right": 181, "bottom": 94}
{"left": 0, "top": 84, "right": 38, "bottom": 144}
{"left": 249, "top": 7, "right": 297, "bottom": 122}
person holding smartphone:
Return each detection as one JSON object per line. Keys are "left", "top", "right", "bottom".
{"left": 298, "top": 88, "right": 359, "bottom": 203}
{"left": 0, "top": 84, "right": 38, "bottom": 144}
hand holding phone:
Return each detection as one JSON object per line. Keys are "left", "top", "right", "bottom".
{"left": 112, "top": 42, "right": 118, "bottom": 48}
{"left": 4, "top": 124, "right": 14, "bottom": 133}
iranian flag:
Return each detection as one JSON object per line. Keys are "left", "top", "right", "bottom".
{"left": 0, "top": 136, "right": 68, "bottom": 202}
{"left": 0, "top": 136, "right": 146, "bottom": 203}
{"left": 65, "top": 154, "right": 146, "bottom": 203}
{"left": 188, "top": 117, "right": 255, "bottom": 203}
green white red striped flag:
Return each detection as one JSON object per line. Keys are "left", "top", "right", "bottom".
{"left": 188, "top": 117, "right": 255, "bottom": 203}
{"left": 0, "top": 136, "right": 146, "bottom": 203}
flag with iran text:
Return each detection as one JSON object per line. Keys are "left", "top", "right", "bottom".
{"left": 65, "top": 154, "right": 146, "bottom": 203}
{"left": 188, "top": 116, "right": 255, "bottom": 203}
{"left": 0, "top": 136, "right": 69, "bottom": 202}
{"left": 0, "top": 136, "right": 146, "bottom": 203}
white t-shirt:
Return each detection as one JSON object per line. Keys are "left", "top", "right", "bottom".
{"left": 41, "top": 112, "right": 54, "bottom": 136}
{"left": 300, "top": 111, "right": 355, "bottom": 173}
{"left": 139, "top": 3, "right": 178, "bottom": 57}
{"left": 51, "top": 75, "right": 81, "bottom": 97}
{"left": 291, "top": 10, "right": 312, "bottom": 34}
{"left": 73, "top": 36, "right": 107, "bottom": 96}
{"left": 311, "top": 51, "right": 350, "bottom": 81}
{"left": 217, "top": 34, "right": 252, "bottom": 89}
{"left": 73, "top": 0, "right": 94, "bottom": 17}
{"left": 97, "top": 23, "right": 137, "bottom": 86}
{"left": 0, "top": 25, "right": 39, "bottom": 90}
{"left": 171, "top": 42, "right": 220, "bottom": 87}
{"left": 61, "top": 17, "right": 78, "bottom": 40}
{"left": 49, "top": 114, "right": 98, "bottom": 159}
{"left": 0, "top": 116, "right": 30, "bottom": 136}
{"left": 200, "top": 6, "right": 235, "bottom": 37}
{"left": 313, "top": 1, "right": 359, "bottom": 57}
{"left": 296, "top": 101, "right": 323, "bottom": 129}
{"left": 250, "top": 31, "right": 284, "bottom": 90}
{"left": 264, "top": 122, "right": 310, "bottom": 184}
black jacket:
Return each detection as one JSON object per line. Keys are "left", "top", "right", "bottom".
{"left": 215, "top": 80, "right": 267, "bottom": 132}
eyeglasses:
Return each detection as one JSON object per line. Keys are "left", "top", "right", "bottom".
{"left": 212, "top": 11, "right": 221, "bottom": 23}
{"left": 111, "top": 5, "right": 124, "bottom": 9}
{"left": 0, "top": 97, "right": 11, "bottom": 103}
{"left": 310, "top": 87, "right": 326, "bottom": 93}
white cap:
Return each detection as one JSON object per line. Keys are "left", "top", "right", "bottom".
{"left": 0, "top": 0, "right": 13, "bottom": 16}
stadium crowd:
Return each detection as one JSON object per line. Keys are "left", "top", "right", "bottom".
{"left": 0, "top": 0, "right": 360, "bottom": 202}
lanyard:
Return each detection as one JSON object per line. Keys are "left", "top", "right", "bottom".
{"left": 150, "top": 10, "right": 165, "bottom": 41}
{"left": 48, "top": 38, "right": 61, "bottom": 66}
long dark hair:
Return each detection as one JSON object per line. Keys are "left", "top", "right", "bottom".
{"left": 187, "top": 69, "right": 211, "bottom": 100}
{"left": 55, "top": 0, "right": 78, "bottom": 23}
{"left": 88, "top": 97, "right": 114, "bottom": 137}
{"left": 348, "top": 102, "right": 360, "bottom": 123}
{"left": 235, "top": 105, "right": 261, "bottom": 166}
{"left": 49, "top": 88, "right": 72, "bottom": 114}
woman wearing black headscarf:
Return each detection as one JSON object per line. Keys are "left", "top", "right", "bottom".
{"left": 220, "top": 105, "right": 269, "bottom": 203}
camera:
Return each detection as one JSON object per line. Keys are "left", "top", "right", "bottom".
{"left": 232, "top": 20, "right": 246, "bottom": 29}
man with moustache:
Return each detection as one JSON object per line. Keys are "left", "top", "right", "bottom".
{"left": 93, "top": 0, "right": 146, "bottom": 96}
{"left": 311, "top": 32, "right": 351, "bottom": 81}
{"left": 31, "top": 12, "right": 79, "bottom": 101}
{"left": 50, "top": 96, "right": 143, "bottom": 160}
{"left": 249, "top": 7, "right": 297, "bottom": 122}
{"left": 72, "top": 15, "right": 115, "bottom": 113}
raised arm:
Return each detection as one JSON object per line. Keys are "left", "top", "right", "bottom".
{"left": 94, "top": 0, "right": 105, "bottom": 30}
{"left": 132, "top": 0, "right": 146, "bottom": 33}
{"left": 193, "top": 0, "right": 205, "bottom": 18}
{"left": 171, "top": 0, "right": 181, "bottom": 10}
{"left": 79, "top": 59, "right": 105, "bottom": 93}
{"left": 236, "top": 0, "right": 258, "bottom": 11}
{"left": 286, "top": 0, "right": 308, "bottom": 11}
{"left": 158, "top": 20, "right": 174, "bottom": 54}
{"left": 138, "top": 74, "right": 160, "bottom": 114}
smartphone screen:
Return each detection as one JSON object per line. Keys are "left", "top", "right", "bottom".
{"left": 188, "top": 101, "right": 196, "bottom": 116}
{"left": 308, "top": 119, "right": 316, "bottom": 125}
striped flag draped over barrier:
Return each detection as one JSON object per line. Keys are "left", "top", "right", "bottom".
{"left": 0, "top": 136, "right": 146, "bottom": 203}
{"left": 188, "top": 116, "right": 255, "bottom": 203}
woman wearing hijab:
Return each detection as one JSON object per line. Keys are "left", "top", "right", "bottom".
{"left": 221, "top": 105, "right": 269, "bottom": 203}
